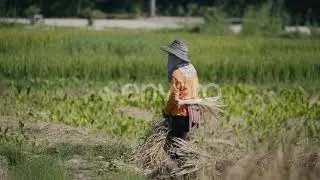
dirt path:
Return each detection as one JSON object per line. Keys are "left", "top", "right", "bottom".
{"left": 1, "top": 17, "right": 203, "bottom": 30}
{"left": 0, "top": 116, "right": 114, "bottom": 146}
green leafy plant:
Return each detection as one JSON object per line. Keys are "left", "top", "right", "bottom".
{"left": 92, "top": 9, "right": 106, "bottom": 19}
{"left": 177, "top": 6, "right": 185, "bottom": 16}
{"left": 186, "top": 3, "right": 199, "bottom": 17}
{"left": 242, "top": 1, "right": 288, "bottom": 36}
{"left": 194, "top": 7, "right": 229, "bottom": 35}
{"left": 82, "top": 7, "right": 94, "bottom": 26}
{"left": 24, "top": 5, "right": 41, "bottom": 18}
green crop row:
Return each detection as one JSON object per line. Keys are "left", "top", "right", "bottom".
{"left": 1, "top": 84, "right": 319, "bottom": 143}
{"left": 0, "top": 27, "right": 319, "bottom": 84}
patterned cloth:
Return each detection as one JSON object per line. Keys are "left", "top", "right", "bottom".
{"left": 165, "top": 63, "right": 199, "bottom": 117}
{"left": 188, "top": 104, "right": 201, "bottom": 129}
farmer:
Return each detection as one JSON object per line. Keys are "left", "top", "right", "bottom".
{"left": 161, "top": 39, "right": 200, "bottom": 141}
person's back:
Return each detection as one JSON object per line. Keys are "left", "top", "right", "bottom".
{"left": 166, "top": 63, "right": 199, "bottom": 117}
{"left": 161, "top": 39, "right": 200, "bottom": 140}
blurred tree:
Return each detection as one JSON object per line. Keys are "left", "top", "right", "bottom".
{"left": 49, "top": 0, "right": 94, "bottom": 17}
{"left": 24, "top": 4, "right": 41, "bottom": 17}
{"left": 0, "top": 0, "right": 318, "bottom": 24}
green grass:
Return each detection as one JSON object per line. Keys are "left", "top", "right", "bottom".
{"left": 0, "top": 27, "right": 319, "bottom": 84}
{"left": 0, "top": 131, "right": 135, "bottom": 179}
{"left": 0, "top": 144, "right": 25, "bottom": 166}
{"left": 0, "top": 144, "right": 68, "bottom": 180}
{"left": 9, "top": 155, "right": 68, "bottom": 180}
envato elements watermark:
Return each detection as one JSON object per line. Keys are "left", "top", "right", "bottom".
{"left": 101, "top": 83, "right": 221, "bottom": 103}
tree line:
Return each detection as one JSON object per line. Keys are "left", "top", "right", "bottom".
{"left": 0, "top": 0, "right": 319, "bottom": 24}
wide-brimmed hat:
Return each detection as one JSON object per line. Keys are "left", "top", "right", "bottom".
{"left": 160, "top": 39, "right": 190, "bottom": 62}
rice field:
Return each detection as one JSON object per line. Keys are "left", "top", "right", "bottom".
{"left": 0, "top": 27, "right": 319, "bottom": 84}
{"left": 0, "top": 26, "right": 320, "bottom": 179}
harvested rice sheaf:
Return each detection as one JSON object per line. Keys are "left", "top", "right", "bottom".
{"left": 133, "top": 97, "right": 226, "bottom": 179}
{"left": 134, "top": 119, "right": 169, "bottom": 170}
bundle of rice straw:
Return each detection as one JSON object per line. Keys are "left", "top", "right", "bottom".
{"left": 178, "top": 97, "right": 224, "bottom": 128}
{"left": 133, "top": 118, "right": 169, "bottom": 170}
{"left": 169, "top": 137, "right": 213, "bottom": 177}
{"left": 133, "top": 97, "right": 223, "bottom": 178}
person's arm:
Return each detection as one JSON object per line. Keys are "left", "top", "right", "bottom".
{"left": 165, "top": 71, "right": 181, "bottom": 115}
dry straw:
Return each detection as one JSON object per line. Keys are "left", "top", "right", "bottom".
{"left": 133, "top": 97, "right": 225, "bottom": 179}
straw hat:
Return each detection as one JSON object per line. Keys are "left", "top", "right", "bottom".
{"left": 160, "top": 39, "right": 190, "bottom": 62}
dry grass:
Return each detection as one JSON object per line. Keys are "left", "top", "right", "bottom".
{"left": 224, "top": 144, "right": 320, "bottom": 180}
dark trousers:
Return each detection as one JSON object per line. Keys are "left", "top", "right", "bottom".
{"left": 168, "top": 116, "right": 190, "bottom": 140}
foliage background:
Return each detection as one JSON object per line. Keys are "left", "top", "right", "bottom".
{"left": 0, "top": 0, "right": 319, "bottom": 24}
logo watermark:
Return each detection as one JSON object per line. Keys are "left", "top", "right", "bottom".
{"left": 101, "top": 83, "right": 221, "bottom": 103}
